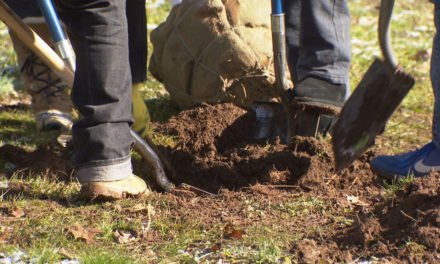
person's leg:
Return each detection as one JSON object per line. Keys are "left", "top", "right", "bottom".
{"left": 126, "top": 0, "right": 151, "bottom": 136}
{"left": 127, "top": 0, "right": 147, "bottom": 85}
{"left": 6, "top": 0, "right": 73, "bottom": 131}
{"left": 293, "top": 0, "right": 351, "bottom": 106}
{"left": 370, "top": 2, "right": 440, "bottom": 179}
{"left": 432, "top": 1, "right": 440, "bottom": 148}
{"left": 282, "top": 0, "right": 351, "bottom": 137}
{"left": 283, "top": 0, "right": 301, "bottom": 83}
{"left": 56, "top": 0, "right": 147, "bottom": 198}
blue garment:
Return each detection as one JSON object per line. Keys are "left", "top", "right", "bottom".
{"left": 283, "top": 0, "right": 351, "bottom": 92}
{"left": 432, "top": 2, "right": 440, "bottom": 147}
{"left": 371, "top": 142, "right": 440, "bottom": 179}
{"left": 3, "top": 0, "right": 41, "bottom": 18}
{"left": 57, "top": 0, "right": 134, "bottom": 182}
{"left": 371, "top": 2, "right": 440, "bottom": 179}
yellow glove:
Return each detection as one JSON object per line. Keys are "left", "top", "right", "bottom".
{"left": 132, "top": 83, "right": 151, "bottom": 137}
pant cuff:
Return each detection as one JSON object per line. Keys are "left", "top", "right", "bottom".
{"left": 75, "top": 157, "right": 132, "bottom": 183}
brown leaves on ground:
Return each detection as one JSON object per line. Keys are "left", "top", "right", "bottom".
{"left": 113, "top": 230, "right": 137, "bottom": 244}
{"left": 0, "top": 205, "right": 26, "bottom": 218}
{"left": 67, "top": 223, "right": 102, "bottom": 244}
{"left": 8, "top": 206, "right": 25, "bottom": 218}
{"left": 223, "top": 223, "right": 245, "bottom": 240}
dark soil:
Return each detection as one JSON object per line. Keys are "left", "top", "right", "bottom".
{"left": 0, "top": 143, "right": 73, "bottom": 181}
{"left": 155, "top": 103, "right": 440, "bottom": 262}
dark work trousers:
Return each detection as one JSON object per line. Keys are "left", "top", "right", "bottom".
{"left": 5, "top": 0, "right": 147, "bottom": 84}
{"left": 57, "top": 0, "right": 134, "bottom": 182}
{"left": 127, "top": 0, "right": 147, "bottom": 84}
{"left": 283, "top": 0, "right": 351, "bottom": 87}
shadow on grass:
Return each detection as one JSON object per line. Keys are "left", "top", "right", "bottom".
{"left": 146, "top": 97, "right": 181, "bottom": 123}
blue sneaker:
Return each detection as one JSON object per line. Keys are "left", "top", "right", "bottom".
{"left": 370, "top": 142, "right": 440, "bottom": 180}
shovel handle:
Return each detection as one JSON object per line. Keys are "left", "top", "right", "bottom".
{"left": 379, "top": 0, "right": 398, "bottom": 71}
{"left": 0, "top": 0, "right": 75, "bottom": 86}
{"left": 37, "top": 0, "right": 76, "bottom": 71}
{"left": 272, "top": 0, "right": 282, "bottom": 14}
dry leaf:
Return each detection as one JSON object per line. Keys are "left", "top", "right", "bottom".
{"left": 129, "top": 203, "right": 147, "bottom": 213}
{"left": 144, "top": 249, "right": 156, "bottom": 257}
{"left": 114, "top": 204, "right": 123, "bottom": 213}
{"left": 9, "top": 206, "right": 25, "bottom": 218}
{"left": 147, "top": 204, "right": 156, "bottom": 216}
{"left": 113, "top": 230, "right": 136, "bottom": 244}
{"left": 58, "top": 248, "right": 76, "bottom": 259}
{"left": 346, "top": 195, "right": 370, "bottom": 207}
{"left": 67, "top": 223, "right": 102, "bottom": 244}
{"left": 223, "top": 223, "right": 245, "bottom": 239}
{"left": 210, "top": 243, "right": 222, "bottom": 252}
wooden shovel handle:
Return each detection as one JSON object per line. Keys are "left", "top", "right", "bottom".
{"left": 0, "top": 0, "right": 74, "bottom": 87}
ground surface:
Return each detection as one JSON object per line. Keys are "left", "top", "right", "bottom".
{"left": 0, "top": 0, "right": 439, "bottom": 263}
{"left": 0, "top": 103, "right": 439, "bottom": 263}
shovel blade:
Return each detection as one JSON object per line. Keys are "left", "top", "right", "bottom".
{"left": 332, "top": 58, "right": 415, "bottom": 172}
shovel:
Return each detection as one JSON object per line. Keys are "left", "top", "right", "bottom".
{"left": 251, "top": 0, "right": 295, "bottom": 142}
{"left": 0, "top": 0, "right": 174, "bottom": 191}
{"left": 332, "top": 0, "right": 415, "bottom": 172}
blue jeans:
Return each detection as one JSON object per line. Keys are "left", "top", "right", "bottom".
{"left": 57, "top": 0, "right": 134, "bottom": 182}
{"left": 432, "top": 1, "right": 440, "bottom": 148}
{"left": 283, "top": 0, "right": 351, "bottom": 95}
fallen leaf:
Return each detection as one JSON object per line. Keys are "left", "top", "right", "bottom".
{"left": 412, "top": 49, "right": 430, "bottom": 62}
{"left": 67, "top": 223, "right": 102, "bottom": 244}
{"left": 113, "top": 230, "right": 136, "bottom": 244}
{"left": 114, "top": 204, "right": 123, "bottom": 213}
{"left": 223, "top": 223, "right": 245, "bottom": 239}
{"left": 128, "top": 203, "right": 147, "bottom": 213}
{"left": 210, "top": 243, "right": 222, "bottom": 252}
{"left": 9, "top": 206, "right": 25, "bottom": 218}
{"left": 144, "top": 249, "right": 156, "bottom": 257}
{"left": 346, "top": 195, "right": 370, "bottom": 207}
{"left": 58, "top": 248, "right": 76, "bottom": 259}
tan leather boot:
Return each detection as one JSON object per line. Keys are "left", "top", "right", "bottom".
{"left": 79, "top": 175, "right": 149, "bottom": 200}
{"left": 9, "top": 23, "right": 74, "bottom": 131}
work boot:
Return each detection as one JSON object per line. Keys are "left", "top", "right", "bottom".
{"left": 291, "top": 77, "right": 347, "bottom": 137}
{"left": 9, "top": 24, "right": 74, "bottom": 132}
{"left": 79, "top": 175, "right": 149, "bottom": 200}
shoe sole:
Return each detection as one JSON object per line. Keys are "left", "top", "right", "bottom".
{"left": 79, "top": 185, "right": 150, "bottom": 201}
{"left": 291, "top": 100, "right": 341, "bottom": 115}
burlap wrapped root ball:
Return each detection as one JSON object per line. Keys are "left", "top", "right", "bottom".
{"left": 149, "top": 0, "right": 281, "bottom": 108}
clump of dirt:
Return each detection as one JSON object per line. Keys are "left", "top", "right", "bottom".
{"left": 156, "top": 103, "right": 378, "bottom": 197}
{"left": 0, "top": 144, "right": 73, "bottom": 181}
{"left": 334, "top": 173, "right": 440, "bottom": 262}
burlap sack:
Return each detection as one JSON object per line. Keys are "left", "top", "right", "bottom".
{"left": 149, "top": 0, "right": 280, "bottom": 108}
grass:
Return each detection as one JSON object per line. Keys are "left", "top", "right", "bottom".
{"left": 0, "top": 0, "right": 437, "bottom": 263}
{"left": 382, "top": 175, "right": 415, "bottom": 200}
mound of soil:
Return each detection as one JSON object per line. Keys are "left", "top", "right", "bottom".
{"left": 156, "top": 103, "right": 440, "bottom": 262}
{"left": 156, "top": 103, "right": 378, "bottom": 196}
